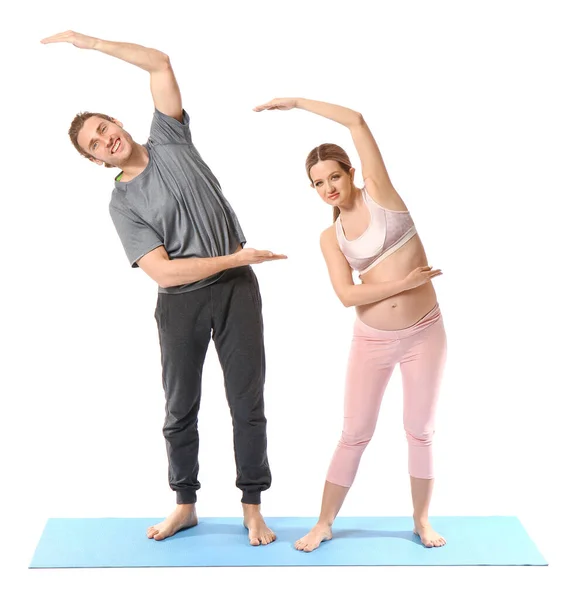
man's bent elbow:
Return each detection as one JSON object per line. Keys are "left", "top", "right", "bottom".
{"left": 350, "top": 112, "right": 365, "bottom": 128}
{"left": 156, "top": 268, "right": 178, "bottom": 288}
{"left": 158, "top": 52, "right": 172, "bottom": 70}
{"left": 148, "top": 50, "right": 172, "bottom": 72}
{"left": 143, "top": 263, "right": 172, "bottom": 288}
{"left": 156, "top": 275, "right": 172, "bottom": 288}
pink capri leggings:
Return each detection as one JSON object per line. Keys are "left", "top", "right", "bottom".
{"left": 326, "top": 303, "right": 447, "bottom": 486}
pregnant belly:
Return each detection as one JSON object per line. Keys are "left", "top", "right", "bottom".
{"left": 355, "top": 235, "right": 439, "bottom": 330}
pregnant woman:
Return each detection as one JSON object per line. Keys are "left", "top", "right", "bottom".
{"left": 254, "top": 97, "right": 448, "bottom": 551}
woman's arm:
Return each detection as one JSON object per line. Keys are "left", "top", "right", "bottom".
{"left": 319, "top": 228, "right": 442, "bottom": 307}
{"left": 320, "top": 229, "right": 407, "bottom": 307}
{"left": 254, "top": 97, "right": 402, "bottom": 206}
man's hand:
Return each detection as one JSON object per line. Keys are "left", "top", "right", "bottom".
{"left": 232, "top": 248, "right": 287, "bottom": 266}
{"left": 41, "top": 31, "right": 99, "bottom": 50}
{"left": 41, "top": 31, "right": 181, "bottom": 120}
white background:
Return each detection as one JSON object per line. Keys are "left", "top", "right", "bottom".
{"left": 1, "top": 0, "right": 564, "bottom": 598}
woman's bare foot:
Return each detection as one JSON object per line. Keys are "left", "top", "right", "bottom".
{"left": 295, "top": 523, "right": 333, "bottom": 552}
{"left": 147, "top": 504, "right": 198, "bottom": 541}
{"left": 242, "top": 504, "right": 276, "bottom": 546}
{"left": 413, "top": 520, "right": 446, "bottom": 548}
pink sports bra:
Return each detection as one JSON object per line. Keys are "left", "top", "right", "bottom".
{"left": 335, "top": 187, "right": 417, "bottom": 275}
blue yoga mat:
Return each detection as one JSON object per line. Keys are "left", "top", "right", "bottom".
{"left": 29, "top": 516, "right": 547, "bottom": 568}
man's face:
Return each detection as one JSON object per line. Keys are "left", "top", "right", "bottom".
{"left": 77, "top": 116, "right": 134, "bottom": 167}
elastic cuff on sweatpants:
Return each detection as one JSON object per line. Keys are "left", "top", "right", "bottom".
{"left": 241, "top": 492, "right": 261, "bottom": 505}
{"left": 176, "top": 490, "right": 197, "bottom": 504}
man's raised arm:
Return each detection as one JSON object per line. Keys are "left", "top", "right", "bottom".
{"left": 41, "top": 30, "right": 182, "bottom": 121}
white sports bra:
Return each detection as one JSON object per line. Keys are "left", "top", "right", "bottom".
{"left": 335, "top": 187, "right": 417, "bottom": 274}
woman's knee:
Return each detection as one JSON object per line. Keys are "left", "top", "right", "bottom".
{"left": 405, "top": 428, "right": 434, "bottom": 446}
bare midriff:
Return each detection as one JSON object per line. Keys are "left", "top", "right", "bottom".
{"left": 356, "top": 234, "right": 438, "bottom": 330}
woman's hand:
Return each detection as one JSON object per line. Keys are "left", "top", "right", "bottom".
{"left": 402, "top": 266, "right": 443, "bottom": 290}
{"left": 253, "top": 98, "right": 298, "bottom": 112}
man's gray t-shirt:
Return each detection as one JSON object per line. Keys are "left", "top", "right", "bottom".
{"left": 109, "top": 108, "right": 246, "bottom": 294}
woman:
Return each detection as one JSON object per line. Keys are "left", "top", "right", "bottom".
{"left": 254, "top": 98, "right": 447, "bottom": 551}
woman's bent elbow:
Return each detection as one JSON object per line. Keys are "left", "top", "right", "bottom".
{"left": 338, "top": 292, "right": 353, "bottom": 308}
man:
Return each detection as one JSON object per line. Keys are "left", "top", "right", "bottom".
{"left": 41, "top": 30, "right": 285, "bottom": 545}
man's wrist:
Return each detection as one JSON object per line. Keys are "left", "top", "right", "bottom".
{"left": 227, "top": 252, "right": 241, "bottom": 268}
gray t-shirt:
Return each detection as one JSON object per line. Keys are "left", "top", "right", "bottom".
{"left": 109, "top": 108, "right": 246, "bottom": 294}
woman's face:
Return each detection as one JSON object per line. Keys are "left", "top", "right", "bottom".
{"left": 309, "top": 160, "right": 354, "bottom": 207}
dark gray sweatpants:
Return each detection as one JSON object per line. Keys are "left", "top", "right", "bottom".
{"left": 154, "top": 265, "right": 271, "bottom": 505}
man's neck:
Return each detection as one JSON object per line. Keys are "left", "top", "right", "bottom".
{"left": 118, "top": 143, "right": 150, "bottom": 182}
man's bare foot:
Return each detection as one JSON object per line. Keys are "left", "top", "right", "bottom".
{"left": 413, "top": 520, "right": 446, "bottom": 548}
{"left": 242, "top": 504, "right": 276, "bottom": 546}
{"left": 147, "top": 504, "right": 198, "bottom": 541}
{"left": 294, "top": 523, "right": 333, "bottom": 552}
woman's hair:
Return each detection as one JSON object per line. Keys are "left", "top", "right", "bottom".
{"left": 305, "top": 143, "right": 353, "bottom": 222}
